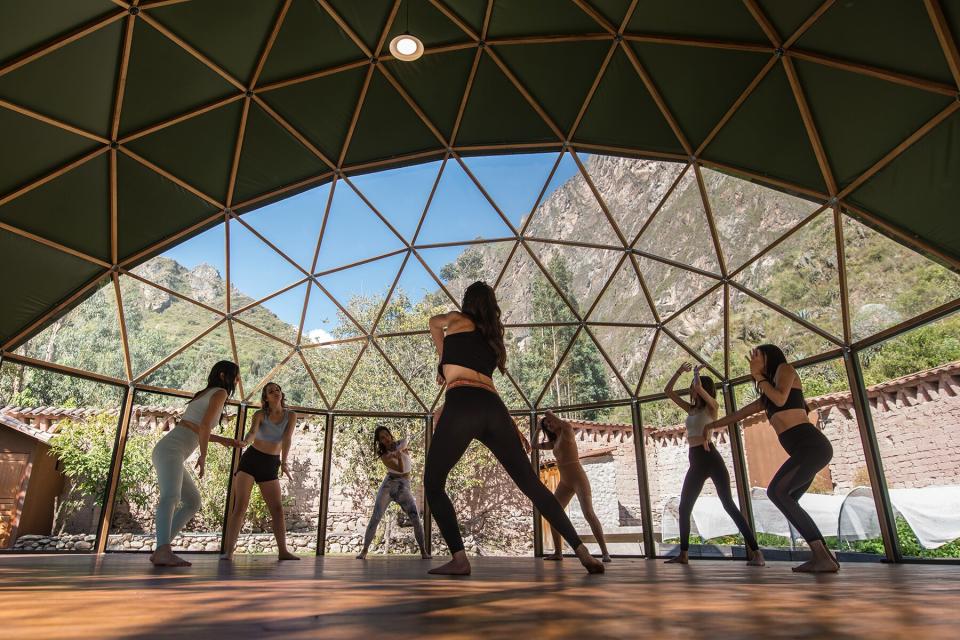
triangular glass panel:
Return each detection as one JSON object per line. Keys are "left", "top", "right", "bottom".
{"left": 700, "top": 64, "right": 827, "bottom": 194}
{"left": 588, "top": 257, "right": 657, "bottom": 324}
{"left": 416, "top": 159, "right": 517, "bottom": 244}
{"left": 794, "top": 59, "right": 952, "bottom": 188}
{"left": 240, "top": 182, "right": 331, "bottom": 272}
{"left": 376, "top": 333, "right": 439, "bottom": 410}
{"left": 506, "top": 325, "right": 578, "bottom": 406}
{"left": 302, "top": 281, "right": 362, "bottom": 343}
{"left": 461, "top": 153, "right": 561, "bottom": 228}
{"left": 0, "top": 152, "right": 109, "bottom": 261}
{"left": 383, "top": 49, "right": 475, "bottom": 141}
{"left": 258, "top": 0, "right": 365, "bottom": 85}
{"left": 523, "top": 153, "right": 622, "bottom": 246}
{"left": 0, "top": 19, "right": 121, "bottom": 137}
{"left": 269, "top": 353, "right": 325, "bottom": 409}
{"left": 126, "top": 100, "right": 244, "bottom": 206}
{"left": 346, "top": 159, "right": 442, "bottom": 244}
{"left": 16, "top": 276, "right": 125, "bottom": 380}
{"left": 316, "top": 252, "right": 407, "bottom": 332}
{"left": 314, "top": 179, "right": 407, "bottom": 273}
{"left": 344, "top": 70, "right": 441, "bottom": 166}
{"left": 228, "top": 217, "right": 306, "bottom": 307}
{"left": 574, "top": 47, "right": 686, "bottom": 155}
{"left": 527, "top": 241, "right": 622, "bottom": 317}
{"left": 233, "top": 281, "right": 308, "bottom": 345}
{"left": 142, "top": 322, "right": 234, "bottom": 392}
{"left": 417, "top": 241, "right": 516, "bottom": 308}
{"left": 664, "top": 287, "right": 725, "bottom": 376}
{"left": 231, "top": 321, "right": 293, "bottom": 398}
{"left": 494, "top": 40, "right": 612, "bottom": 135}
{"left": 377, "top": 256, "right": 446, "bottom": 334}
{"left": 149, "top": 0, "right": 282, "bottom": 83}
{"left": 118, "top": 19, "right": 237, "bottom": 135}
{"left": 335, "top": 345, "right": 423, "bottom": 412}
{"left": 455, "top": 54, "right": 557, "bottom": 146}
{"left": 635, "top": 256, "right": 716, "bottom": 319}
{"left": 116, "top": 153, "right": 219, "bottom": 261}
{"left": 842, "top": 213, "right": 960, "bottom": 342}
{"left": 634, "top": 167, "right": 720, "bottom": 274}
{"left": 543, "top": 330, "right": 628, "bottom": 407}
{"left": 639, "top": 331, "right": 695, "bottom": 397}
{"left": 493, "top": 365, "right": 528, "bottom": 410}
{"left": 581, "top": 154, "right": 687, "bottom": 243}
{"left": 497, "top": 245, "right": 577, "bottom": 325}
{"left": 302, "top": 337, "right": 365, "bottom": 402}
{"left": 232, "top": 102, "right": 329, "bottom": 205}
{"left": 727, "top": 286, "right": 836, "bottom": 378}
{"left": 119, "top": 272, "right": 224, "bottom": 378}
{"left": 589, "top": 325, "right": 656, "bottom": 393}
{"left": 733, "top": 211, "right": 843, "bottom": 340}
{"left": 133, "top": 222, "right": 227, "bottom": 311}
{"left": 701, "top": 165, "right": 823, "bottom": 272}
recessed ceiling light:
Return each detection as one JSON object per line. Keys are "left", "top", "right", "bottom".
{"left": 389, "top": 34, "right": 424, "bottom": 62}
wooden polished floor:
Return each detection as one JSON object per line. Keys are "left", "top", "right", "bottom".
{"left": 3, "top": 554, "right": 959, "bottom": 639}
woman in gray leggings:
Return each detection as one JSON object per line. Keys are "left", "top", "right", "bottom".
{"left": 150, "top": 361, "right": 243, "bottom": 567}
{"left": 356, "top": 426, "right": 430, "bottom": 560}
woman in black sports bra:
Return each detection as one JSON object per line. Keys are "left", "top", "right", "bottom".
{"left": 705, "top": 343, "right": 838, "bottom": 573}
{"left": 423, "top": 281, "right": 604, "bottom": 576}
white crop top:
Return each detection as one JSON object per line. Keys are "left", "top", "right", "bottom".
{"left": 385, "top": 438, "right": 412, "bottom": 476}
{"left": 181, "top": 387, "right": 222, "bottom": 426}
{"left": 684, "top": 409, "right": 712, "bottom": 439}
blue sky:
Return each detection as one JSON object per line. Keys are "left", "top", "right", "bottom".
{"left": 162, "top": 152, "right": 580, "bottom": 335}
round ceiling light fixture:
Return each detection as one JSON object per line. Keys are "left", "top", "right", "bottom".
{"left": 389, "top": 34, "right": 424, "bottom": 61}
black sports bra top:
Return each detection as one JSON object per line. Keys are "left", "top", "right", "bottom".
{"left": 438, "top": 330, "right": 497, "bottom": 378}
{"left": 765, "top": 386, "right": 807, "bottom": 418}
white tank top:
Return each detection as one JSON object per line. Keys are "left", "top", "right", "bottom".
{"left": 684, "top": 408, "right": 712, "bottom": 438}
{"left": 181, "top": 387, "right": 221, "bottom": 426}
{"left": 386, "top": 438, "right": 412, "bottom": 476}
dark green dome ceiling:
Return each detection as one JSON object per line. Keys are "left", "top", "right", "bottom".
{"left": 1, "top": 0, "right": 959, "bottom": 351}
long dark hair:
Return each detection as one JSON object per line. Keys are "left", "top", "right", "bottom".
{"left": 461, "top": 281, "right": 507, "bottom": 373}
{"left": 373, "top": 425, "right": 393, "bottom": 457}
{"left": 539, "top": 416, "right": 558, "bottom": 443}
{"left": 755, "top": 344, "right": 790, "bottom": 411}
{"left": 192, "top": 360, "right": 239, "bottom": 400}
{"left": 692, "top": 375, "right": 716, "bottom": 411}
{"left": 260, "top": 382, "right": 286, "bottom": 413}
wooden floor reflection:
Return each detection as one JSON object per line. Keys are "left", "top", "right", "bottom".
{"left": 3, "top": 554, "right": 959, "bottom": 639}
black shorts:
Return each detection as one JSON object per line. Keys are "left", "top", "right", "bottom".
{"left": 237, "top": 446, "right": 281, "bottom": 483}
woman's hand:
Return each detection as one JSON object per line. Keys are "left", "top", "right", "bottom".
{"left": 679, "top": 362, "right": 693, "bottom": 373}
{"left": 747, "top": 348, "right": 764, "bottom": 380}
{"left": 195, "top": 455, "right": 206, "bottom": 480}
{"left": 231, "top": 438, "right": 244, "bottom": 449}
{"left": 281, "top": 461, "right": 292, "bottom": 480}
{"left": 436, "top": 372, "right": 445, "bottom": 386}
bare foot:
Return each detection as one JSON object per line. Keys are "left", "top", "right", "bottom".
{"left": 792, "top": 557, "right": 839, "bottom": 573}
{"left": 278, "top": 550, "right": 300, "bottom": 561}
{"left": 428, "top": 552, "right": 471, "bottom": 575}
{"left": 574, "top": 544, "right": 604, "bottom": 574}
{"left": 421, "top": 553, "right": 432, "bottom": 559}
{"left": 543, "top": 553, "right": 563, "bottom": 561}
{"left": 355, "top": 551, "right": 367, "bottom": 560}
{"left": 664, "top": 555, "right": 688, "bottom": 564}
{"left": 602, "top": 555, "right": 613, "bottom": 563}
{"left": 151, "top": 548, "right": 191, "bottom": 567}
{"left": 219, "top": 554, "right": 233, "bottom": 562}
{"left": 746, "top": 550, "right": 765, "bottom": 567}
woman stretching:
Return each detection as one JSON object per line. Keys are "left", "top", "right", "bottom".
{"left": 663, "top": 362, "right": 764, "bottom": 566}
{"left": 424, "top": 281, "right": 604, "bottom": 575}
{"left": 222, "top": 382, "right": 299, "bottom": 561}
{"left": 150, "top": 360, "right": 242, "bottom": 567}
{"left": 533, "top": 411, "right": 612, "bottom": 563}
{"left": 706, "top": 345, "right": 837, "bottom": 573}
{"left": 356, "top": 426, "right": 430, "bottom": 560}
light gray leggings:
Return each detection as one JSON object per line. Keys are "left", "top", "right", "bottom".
{"left": 362, "top": 474, "right": 426, "bottom": 553}
{"left": 151, "top": 426, "right": 202, "bottom": 547}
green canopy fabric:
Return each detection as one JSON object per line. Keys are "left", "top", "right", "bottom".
{"left": 1, "top": 0, "right": 958, "bottom": 351}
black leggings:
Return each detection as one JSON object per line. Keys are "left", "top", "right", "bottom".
{"left": 424, "top": 386, "right": 582, "bottom": 554}
{"left": 768, "top": 423, "right": 834, "bottom": 544}
{"left": 679, "top": 445, "right": 758, "bottom": 551}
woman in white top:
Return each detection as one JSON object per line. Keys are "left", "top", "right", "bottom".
{"left": 664, "top": 362, "right": 764, "bottom": 566}
{"left": 356, "top": 426, "right": 430, "bottom": 560}
{"left": 150, "top": 361, "right": 243, "bottom": 567}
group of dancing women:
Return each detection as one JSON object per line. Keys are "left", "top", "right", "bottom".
{"left": 148, "top": 281, "right": 838, "bottom": 574}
